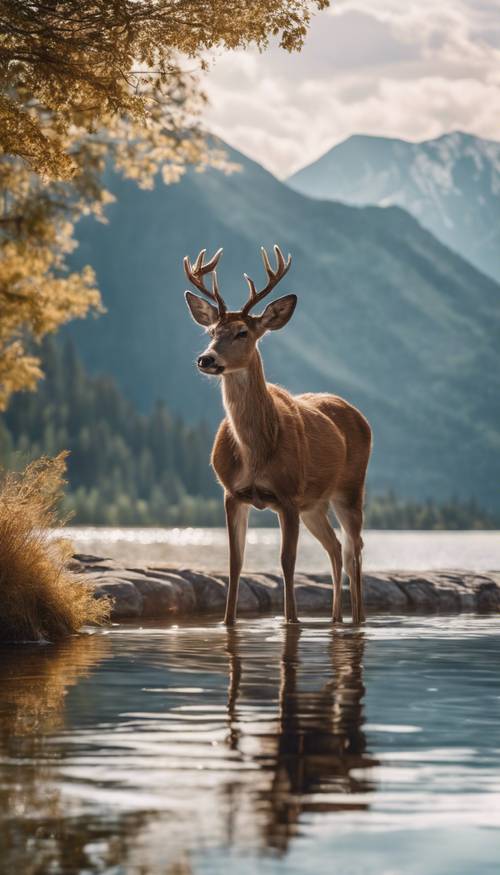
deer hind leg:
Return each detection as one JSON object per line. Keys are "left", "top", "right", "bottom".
{"left": 224, "top": 494, "right": 249, "bottom": 626}
{"left": 301, "top": 502, "right": 343, "bottom": 623}
{"left": 332, "top": 498, "right": 365, "bottom": 624}
{"left": 278, "top": 505, "right": 300, "bottom": 624}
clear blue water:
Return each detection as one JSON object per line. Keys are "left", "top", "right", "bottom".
{"left": 1, "top": 615, "right": 499, "bottom": 874}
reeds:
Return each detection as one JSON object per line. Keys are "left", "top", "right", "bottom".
{"left": 0, "top": 453, "right": 109, "bottom": 642}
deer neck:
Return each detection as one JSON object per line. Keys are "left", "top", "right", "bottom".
{"left": 222, "top": 350, "right": 279, "bottom": 472}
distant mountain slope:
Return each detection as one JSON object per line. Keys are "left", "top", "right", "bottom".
{"left": 67, "top": 143, "right": 500, "bottom": 511}
{"left": 288, "top": 131, "right": 500, "bottom": 283}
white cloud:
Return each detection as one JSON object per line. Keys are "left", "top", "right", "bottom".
{"left": 202, "top": 0, "right": 500, "bottom": 177}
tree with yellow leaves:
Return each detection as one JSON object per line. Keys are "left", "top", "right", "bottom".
{"left": 0, "top": 0, "right": 328, "bottom": 407}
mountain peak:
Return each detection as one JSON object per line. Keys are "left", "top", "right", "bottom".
{"left": 292, "top": 130, "right": 500, "bottom": 176}
{"left": 287, "top": 131, "right": 500, "bottom": 284}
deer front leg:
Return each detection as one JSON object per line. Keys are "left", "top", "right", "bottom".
{"left": 223, "top": 494, "right": 249, "bottom": 626}
{"left": 278, "top": 505, "right": 300, "bottom": 624}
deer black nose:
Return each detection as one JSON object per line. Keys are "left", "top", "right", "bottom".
{"left": 198, "top": 354, "right": 215, "bottom": 370}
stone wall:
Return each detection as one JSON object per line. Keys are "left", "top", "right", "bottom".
{"left": 71, "top": 555, "right": 500, "bottom": 620}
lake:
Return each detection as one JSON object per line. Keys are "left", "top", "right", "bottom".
{"left": 1, "top": 615, "right": 499, "bottom": 874}
{"left": 64, "top": 527, "right": 500, "bottom": 572}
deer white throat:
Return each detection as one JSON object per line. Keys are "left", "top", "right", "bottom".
{"left": 221, "top": 352, "right": 279, "bottom": 471}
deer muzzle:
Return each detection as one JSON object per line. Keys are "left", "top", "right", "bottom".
{"left": 197, "top": 354, "right": 224, "bottom": 375}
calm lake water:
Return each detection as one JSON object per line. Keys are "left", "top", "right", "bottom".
{"left": 1, "top": 616, "right": 499, "bottom": 874}
{"left": 64, "top": 527, "right": 500, "bottom": 571}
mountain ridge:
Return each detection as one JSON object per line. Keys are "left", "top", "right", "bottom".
{"left": 305, "top": 129, "right": 499, "bottom": 155}
{"left": 288, "top": 131, "right": 500, "bottom": 283}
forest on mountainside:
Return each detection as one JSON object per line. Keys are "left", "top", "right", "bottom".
{"left": 0, "top": 339, "right": 220, "bottom": 525}
{"left": 0, "top": 340, "right": 496, "bottom": 529}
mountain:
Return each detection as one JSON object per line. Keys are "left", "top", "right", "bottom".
{"left": 288, "top": 131, "right": 500, "bottom": 283}
{"left": 67, "top": 142, "right": 500, "bottom": 512}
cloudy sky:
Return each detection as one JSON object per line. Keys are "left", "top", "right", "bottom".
{"left": 203, "top": 0, "right": 500, "bottom": 177}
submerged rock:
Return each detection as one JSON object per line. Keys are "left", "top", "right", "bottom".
{"left": 73, "top": 556, "right": 500, "bottom": 621}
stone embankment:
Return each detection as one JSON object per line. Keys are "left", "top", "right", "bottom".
{"left": 71, "top": 555, "right": 500, "bottom": 620}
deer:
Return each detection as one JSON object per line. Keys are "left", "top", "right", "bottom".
{"left": 183, "top": 245, "right": 372, "bottom": 626}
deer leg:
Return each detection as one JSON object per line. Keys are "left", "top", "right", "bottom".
{"left": 278, "top": 505, "right": 300, "bottom": 624}
{"left": 332, "top": 500, "right": 365, "bottom": 624}
{"left": 224, "top": 494, "right": 249, "bottom": 626}
{"left": 301, "top": 503, "right": 343, "bottom": 623}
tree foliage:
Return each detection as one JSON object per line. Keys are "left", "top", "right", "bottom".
{"left": 0, "top": 0, "right": 328, "bottom": 177}
{"left": 0, "top": 0, "right": 328, "bottom": 408}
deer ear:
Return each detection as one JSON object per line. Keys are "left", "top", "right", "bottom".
{"left": 184, "top": 291, "right": 218, "bottom": 327}
{"left": 258, "top": 294, "right": 297, "bottom": 332}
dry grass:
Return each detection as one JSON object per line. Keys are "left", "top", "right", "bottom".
{"left": 0, "top": 453, "right": 110, "bottom": 642}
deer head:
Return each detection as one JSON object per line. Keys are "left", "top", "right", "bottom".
{"left": 184, "top": 245, "right": 296, "bottom": 375}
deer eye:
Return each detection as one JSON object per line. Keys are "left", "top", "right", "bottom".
{"left": 235, "top": 329, "right": 248, "bottom": 339}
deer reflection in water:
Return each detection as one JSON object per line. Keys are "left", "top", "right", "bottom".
{"left": 0, "top": 624, "right": 377, "bottom": 873}
{"left": 225, "top": 624, "right": 377, "bottom": 854}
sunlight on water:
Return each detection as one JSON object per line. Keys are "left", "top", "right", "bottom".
{"left": 60, "top": 527, "right": 500, "bottom": 571}
{"left": 0, "top": 616, "right": 499, "bottom": 874}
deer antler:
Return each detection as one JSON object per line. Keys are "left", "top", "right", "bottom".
{"left": 184, "top": 247, "right": 226, "bottom": 315}
{"left": 241, "top": 245, "right": 292, "bottom": 315}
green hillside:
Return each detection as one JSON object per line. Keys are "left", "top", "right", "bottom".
{"left": 66, "top": 144, "right": 500, "bottom": 511}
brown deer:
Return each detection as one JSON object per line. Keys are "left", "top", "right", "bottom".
{"left": 184, "top": 245, "right": 372, "bottom": 625}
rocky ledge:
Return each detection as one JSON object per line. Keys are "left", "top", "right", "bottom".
{"left": 70, "top": 555, "right": 500, "bottom": 620}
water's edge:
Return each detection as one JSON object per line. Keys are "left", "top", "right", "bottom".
{"left": 63, "top": 528, "right": 500, "bottom": 572}
{"left": 72, "top": 555, "right": 500, "bottom": 619}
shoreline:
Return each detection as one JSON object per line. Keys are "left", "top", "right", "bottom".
{"left": 72, "top": 555, "right": 500, "bottom": 620}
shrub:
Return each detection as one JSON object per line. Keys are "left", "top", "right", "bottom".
{"left": 0, "top": 453, "right": 109, "bottom": 643}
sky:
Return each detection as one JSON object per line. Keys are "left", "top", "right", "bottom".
{"left": 203, "top": 0, "right": 500, "bottom": 178}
